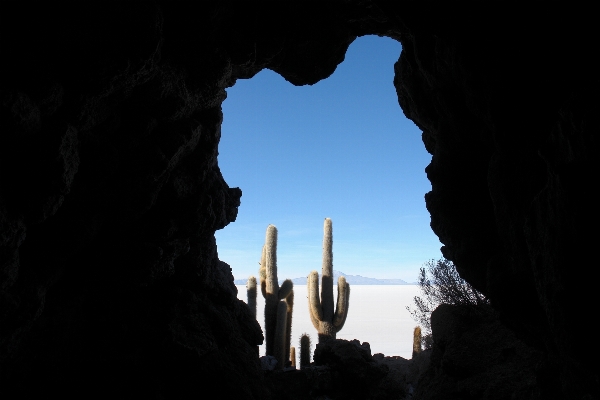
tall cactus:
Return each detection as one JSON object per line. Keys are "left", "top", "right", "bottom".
{"left": 290, "top": 346, "right": 296, "bottom": 368}
{"left": 308, "top": 218, "right": 350, "bottom": 343}
{"left": 260, "top": 224, "right": 294, "bottom": 366}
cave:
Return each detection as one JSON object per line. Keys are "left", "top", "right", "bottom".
{"left": 1, "top": 2, "right": 598, "bottom": 399}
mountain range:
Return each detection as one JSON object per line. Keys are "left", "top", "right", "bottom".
{"left": 234, "top": 270, "right": 414, "bottom": 285}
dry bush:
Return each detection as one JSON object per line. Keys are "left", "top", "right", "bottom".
{"left": 406, "top": 258, "right": 489, "bottom": 348}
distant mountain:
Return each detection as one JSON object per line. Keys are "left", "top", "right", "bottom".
{"left": 234, "top": 270, "right": 414, "bottom": 285}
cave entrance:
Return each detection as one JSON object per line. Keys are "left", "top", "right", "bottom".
{"left": 216, "top": 35, "right": 441, "bottom": 285}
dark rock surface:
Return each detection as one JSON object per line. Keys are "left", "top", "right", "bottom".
{"left": 414, "top": 304, "right": 547, "bottom": 400}
{"left": 1, "top": 2, "right": 598, "bottom": 399}
{"left": 266, "top": 339, "right": 408, "bottom": 400}
{"left": 313, "top": 339, "right": 406, "bottom": 399}
{"left": 394, "top": 7, "right": 599, "bottom": 398}
{"left": 264, "top": 328, "right": 548, "bottom": 400}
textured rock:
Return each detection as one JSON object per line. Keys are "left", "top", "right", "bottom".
{"left": 0, "top": 3, "right": 259, "bottom": 398}
{"left": 312, "top": 339, "right": 407, "bottom": 399}
{"left": 394, "top": 7, "right": 599, "bottom": 398}
{"left": 1, "top": 2, "right": 598, "bottom": 399}
{"left": 413, "top": 304, "right": 546, "bottom": 400}
{"left": 264, "top": 339, "right": 407, "bottom": 400}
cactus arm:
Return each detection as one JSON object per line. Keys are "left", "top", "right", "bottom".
{"left": 308, "top": 305, "right": 321, "bottom": 332}
{"left": 307, "top": 270, "right": 323, "bottom": 329}
{"left": 273, "top": 300, "right": 288, "bottom": 369}
{"left": 278, "top": 278, "right": 295, "bottom": 361}
{"left": 260, "top": 279, "right": 267, "bottom": 300}
{"left": 333, "top": 277, "right": 350, "bottom": 331}
{"left": 321, "top": 218, "right": 334, "bottom": 321}
{"left": 259, "top": 245, "right": 267, "bottom": 298}
{"left": 247, "top": 276, "right": 257, "bottom": 319}
{"left": 278, "top": 279, "right": 293, "bottom": 300}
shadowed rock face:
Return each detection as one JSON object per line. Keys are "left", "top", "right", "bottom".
{"left": 415, "top": 304, "right": 547, "bottom": 400}
{"left": 1, "top": 2, "right": 597, "bottom": 399}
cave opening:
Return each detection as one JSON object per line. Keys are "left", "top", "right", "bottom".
{"left": 215, "top": 35, "right": 442, "bottom": 287}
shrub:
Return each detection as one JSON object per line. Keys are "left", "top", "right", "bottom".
{"left": 406, "top": 258, "right": 489, "bottom": 348}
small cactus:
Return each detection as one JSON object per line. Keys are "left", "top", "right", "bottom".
{"left": 246, "top": 276, "right": 257, "bottom": 318}
{"left": 412, "top": 326, "right": 422, "bottom": 359}
{"left": 307, "top": 218, "right": 350, "bottom": 343}
{"left": 299, "top": 333, "right": 312, "bottom": 369}
{"left": 260, "top": 224, "right": 294, "bottom": 366}
{"left": 290, "top": 346, "right": 296, "bottom": 368}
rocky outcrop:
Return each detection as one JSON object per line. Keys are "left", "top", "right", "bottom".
{"left": 413, "top": 304, "right": 547, "bottom": 400}
{"left": 1, "top": 2, "right": 598, "bottom": 399}
{"left": 312, "top": 339, "right": 407, "bottom": 399}
{"left": 265, "top": 339, "right": 408, "bottom": 400}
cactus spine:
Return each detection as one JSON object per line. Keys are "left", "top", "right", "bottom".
{"left": 247, "top": 276, "right": 257, "bottom": 318}
{"left": 260, "top": 224, "right": 294, "bottom": 367}
{"left": 308, "top": 218, "right": 350, "bottom": 343}
{"left": 412, "top": 326, "right": 422, "bottom": 359}
{"left": 299, "top": 333, "right": 312, "bottom": 369}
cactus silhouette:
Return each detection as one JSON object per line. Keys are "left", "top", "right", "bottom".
{"left": 273, "top": 299, "right": 288, "bottom": 368}
{"left": 246, "top": 276, "right": 259, "bottom": 355}
{"left": 412, "top": 326, "right": 422, "bottom": 359}
{"left": 260, "top": 224, "right": 294, "bottom": 365}
{"left": 307, "top": 218, "right": 350, "bottom": 343}
{"left": 246, "top": 276, "right": 257, "bottom": 318}
{"left": 284, "top": 288, "right": 294, "bottom": 364}
{"left": 299, "top": 333, "right": 312, "bottom": 369}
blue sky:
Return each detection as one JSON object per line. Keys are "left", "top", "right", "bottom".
{"left": 215, "top": 35, "right": 443, "bottom": 282}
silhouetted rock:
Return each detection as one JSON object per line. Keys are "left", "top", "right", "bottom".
{"left": 265, "top": 339, "right": 408, "bottom": 400}
{"left": 413, "top": 304, "right": 548, "bottom": 400}
{"left": 312, "top": 339, "right": 407, "bottom": 399}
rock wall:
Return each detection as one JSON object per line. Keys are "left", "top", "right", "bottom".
{"left": 1, "top": 2, "right": 597, "bottom": 399}
{"left": 394, "top": 6, "right": 599, "bottom": 398}
{"left": 415, "top": 304, "right": 546, "bottom": 400}
{"left": 0, "top": 3, "right": 262, "bottom": 398}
